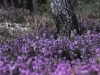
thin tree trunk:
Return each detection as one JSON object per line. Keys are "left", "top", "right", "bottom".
{"left": 50, "top": 0, "right": 80, "bottom": 39}
{"left": 32, "top": 0, "right": 38, "bottom": 13}
{"left": 3, "top": 0, "right": 8, "bottom": 7}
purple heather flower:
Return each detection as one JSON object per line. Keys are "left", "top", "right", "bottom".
{"left": 81, "top": 70, "right": 89, "bottom": 74}
{"left": 58, "top": 50, "right": 62, "bottom": 54}
{"left": 0, "top": 61, "right": 4, "bottom": 67}
{"left": 25, "top": 70, "right": 30, "bottom": 75}
{"left": 91, "top": 65, "right": 99, "bottom": 72}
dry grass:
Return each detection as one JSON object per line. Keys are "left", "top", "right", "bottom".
{"left": 0, "top": 7, "right": 57, "bottom": 38}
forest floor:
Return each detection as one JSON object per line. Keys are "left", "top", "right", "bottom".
{"left": 0, "top": 1, "right": 100, "bottom": 75}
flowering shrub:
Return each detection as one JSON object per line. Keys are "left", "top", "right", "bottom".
{"left": 0, "top": 27, "right": 100, "bottom": 75}
{"left": 0, "top": 7, "right": 100, "bottom": 75}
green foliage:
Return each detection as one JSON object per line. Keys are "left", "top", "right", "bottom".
{"left": 78, "top": 1, "right": 100, "bottom": 11}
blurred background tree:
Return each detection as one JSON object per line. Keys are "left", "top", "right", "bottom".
{"left": 0, "top": 0, "right": 100, "bottom": 13}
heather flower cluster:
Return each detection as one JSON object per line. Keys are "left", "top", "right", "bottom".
{"left": 0, "top": 5, "right": 100, "bottom": 75}
{"left": 0, "top": 25, "right": 100, "bottom": 75}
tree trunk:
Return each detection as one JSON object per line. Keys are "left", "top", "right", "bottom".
{"left": 2, "top": 0, "right": 8, "bottom": 7}
{"left": 50, "top": 0, "right": 80, "bottom": 39}
{"left": 71, "top": 0, "right": 78, "bottom": 11}
{"left": 26, "top": 0, "right": 38, "bottom": 13}
{"left": 32, "top": 0, "right": 38, "bottom": 13}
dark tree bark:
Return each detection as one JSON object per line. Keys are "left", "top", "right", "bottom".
{"left": 37, "top": 0, "right": 47, "bottom": 4}
{"left": 26, "top": 0, "right": 38, "bottom": 13}
{"left": 32, "top": 0, "right": 38, "bottom": 13}
{"left": 2, "top": 0, "right": 8, "bottom": 7}
{"left": 50, "top": 0, "right": 80, "bottom": 39}
{"left": 71, "top": 0, "right": 78, "bottom": 11}
{"left": 12, "top": 0, "right": 24, "bottom": 8}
